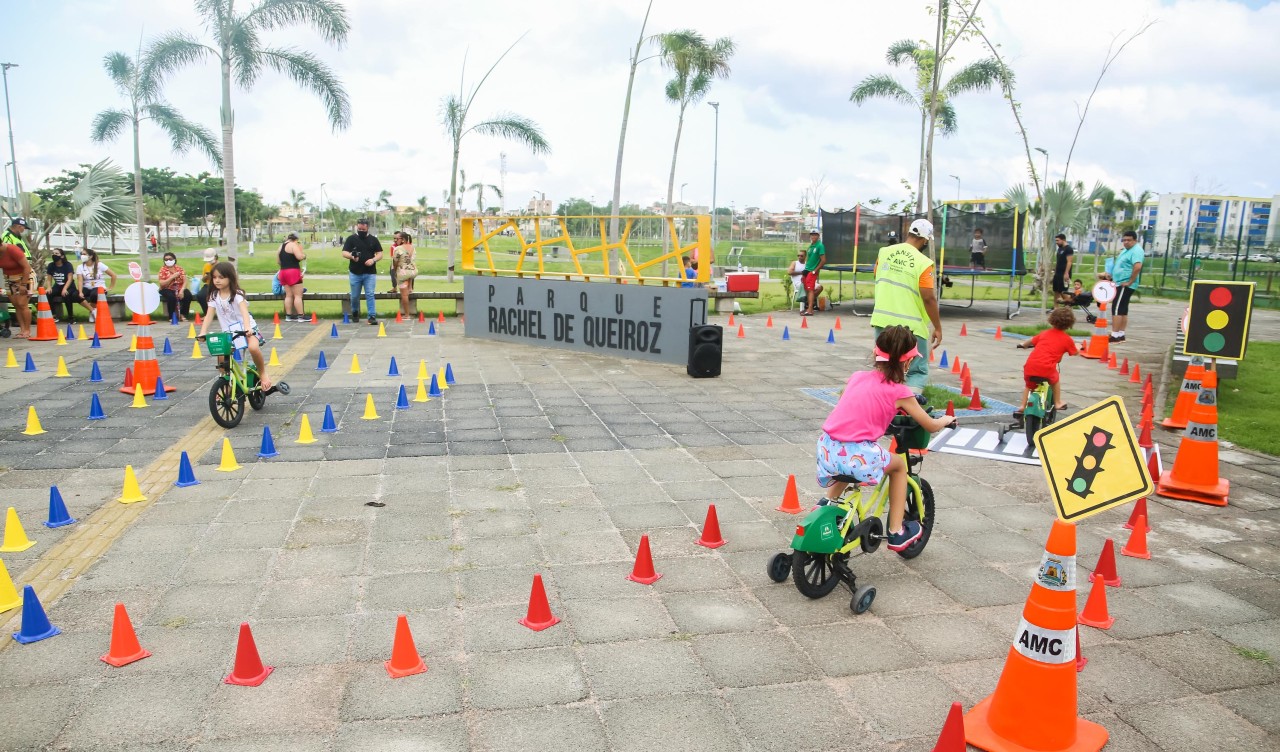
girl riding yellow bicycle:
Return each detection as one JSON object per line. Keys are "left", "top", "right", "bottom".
{"left": 198, "top": 261, "right": 272, "bottom": 391}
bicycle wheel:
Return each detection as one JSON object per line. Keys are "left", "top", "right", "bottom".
{"left": 792, "top": 551, "right": 844, "bottom": 598}
{"left": 896, "top": 478, "right": 935, "bottom": 560}
{"left": 209, "top": 378, "right": 245, "bottom": 429}
{"left": 1024, "top": 413, "right": 1043, "bottom": 444}
{"left": 248, "top": 389, "right": 266, "bottom": 411}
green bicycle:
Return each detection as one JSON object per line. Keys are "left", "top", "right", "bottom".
{"left": 767, "top": 414, "right": 937, "bottom": 615}
{"left": 200, "top": 330, "right": 289, "bottom": 429}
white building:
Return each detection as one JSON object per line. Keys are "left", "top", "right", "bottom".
{"left": 1151, "top": 193, "right": 1273, "bottom": 253}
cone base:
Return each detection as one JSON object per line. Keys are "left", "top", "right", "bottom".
{"left": 695, "top": 537, "right": 727, "bottom": 549}
{"left": 1078, "top": 615, "right": 1115, "bottom": 629}
{"left": 385, "top": 658, "right": 427, "bottom": 679}
{"left": 174, "top": 479, "right": 200, "bottom": 488}
{"left": 1156, "top": 472, "right": 1228, "bottom": 507}
{"left": 1120, "top": 544, "right": 1151, "bottom": 560}
{"left": 776, "top": 504, "right": 805, "bottom": 514}
{"left": 118, "top": 385, "right": 177, "bottom": 396}
{"left": 0, "top": 541, "right": 36, "bottom": 553}
{"left": 965, "top": 694, "right": 1108, "bottom": 752}
{"left": 627, "top": 572, "right": 662, "bottom": 585}
{"left": 28, "top": 335, "right": 58, "bottom": 342}
{"left": 257, "top": 450, "right": 280, "bottom": 459}
{"left": 1158, "top": 419, "right": 1188, "bottom": 430}
{"left": 518, "top": 614, "right": 560, "bottom": 632}
{"left": 0, "top": 596, "right": 18, "bottom": 612}
{"left": 101, "top": 647, "right": 151, "bottom": 667}
{"left": 1079, "top": 353, "right": 1105, "bottom": 361}
{"left": 225, "top": 664, "right": 274, "bottom": 686}
{"left": 117, "top": 495, "right": 147, "bottom": 505}
{"left": 14, "top": 625, "right": 61, "bottom": 644}
{"left": 1076, "top": 656, "right": 1088, "bottom": 672}
{"left": 44, "top": 518, "right": 77, "bottom": 529}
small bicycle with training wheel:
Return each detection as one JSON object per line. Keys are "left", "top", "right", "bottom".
{"left": 1012, "top": 375, "right": 1057, "bottom": 444}
{"left": 766, "top": 412, "right": 937, "bottom": 615}
{"left": 199, "top": 330, "right": 289, "bottom": 428}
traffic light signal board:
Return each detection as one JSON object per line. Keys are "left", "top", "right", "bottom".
{"left": 1184, "top": 280, "right": 1255, "bottom": 361}
{"left": 1036, "top": 397, "right": 1152, "bottom": 522}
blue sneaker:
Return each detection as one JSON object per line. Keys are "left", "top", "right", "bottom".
{"left": 886, "top": 520, "right": 923, "bottom": 552}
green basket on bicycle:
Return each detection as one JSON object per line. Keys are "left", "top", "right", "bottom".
{"left": 205, "top": 332, "right": 234, "bottom": 356}
{"left": 890, "top": 415, "right": 932, "bottom": 451}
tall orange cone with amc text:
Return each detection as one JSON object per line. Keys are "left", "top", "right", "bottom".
{"left": 28, "top": 288, "right": 59, "bottom": 341}
{"left": 119, "top": 314, "right": 175, "bottom": 396}
{"left": 93, "top": 286, "right": 123, "bottom": 339}
{"left": 965, "top": 519, "right": 1108, "bottom": 752}
{"left": 1160, "top": 355, "right": 1204, "bottom": 430}
{"left": 1156, "top": 368, "right": 1228, "bottom": 506}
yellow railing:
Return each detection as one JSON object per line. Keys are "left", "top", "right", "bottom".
{"left": 461, "top": 215, "right": 711, "bottom": 285}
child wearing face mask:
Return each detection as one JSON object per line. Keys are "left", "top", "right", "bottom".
{"left": 74, "top": 248, "right": 117, "bottom": 323}
{"left": 157, "top": 252, "right": 194, "bottom": 322}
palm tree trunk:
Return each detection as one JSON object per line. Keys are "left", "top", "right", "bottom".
{"left": 609, "top": 0, "right": 653, "bottom": 274}
{"left": 220, "top": 56, "right": 238, "bottom": 261}
{"left": 132, "top": 111, "right": 149, "bottom": 281}
{"left": 664, "top": 105, "right": 687, "bottom": 270}
{"left": 916, "top": 110, "right": 927, "bottom": 215}
{"left": 447, "top": 146, "right": 460, "bottom": 283}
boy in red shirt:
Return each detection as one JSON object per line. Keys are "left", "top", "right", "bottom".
{"left": 1014, "top": 306, "right": 1078, "bottom": 417}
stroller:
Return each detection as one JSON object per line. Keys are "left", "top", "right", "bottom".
{"left": 1064, "top": 288, "right": 1098, "bottom": 324}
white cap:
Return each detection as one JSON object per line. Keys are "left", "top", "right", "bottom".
{"left": 908, "top": 218, "right": 934, "bottom": 240}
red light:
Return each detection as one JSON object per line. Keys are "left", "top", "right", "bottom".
{"left": 795, "top": 526, "right": 805, "bottom": 536}
{"left": 1209, "top": 287, "right": 1232, "bottom": 306}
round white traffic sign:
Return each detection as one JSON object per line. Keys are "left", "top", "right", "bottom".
{"left": 123, "top": 281, "right": 161, "bottom": 314}
{"left": 1182, "top": 307, "right": 1190, "bottom": 334}
{"left": 1092, "top": 280, "right": 1116, "bottom": 304}
{"left": 128, "top": 262, "right": 143, "bottom": 281}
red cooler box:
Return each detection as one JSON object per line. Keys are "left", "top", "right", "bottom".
{"left": 724, "top": 272, "right": 761, "bottom": 292}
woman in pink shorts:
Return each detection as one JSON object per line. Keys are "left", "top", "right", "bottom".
{"left": 277, "top": 232, "right": 306, "bottom": 321}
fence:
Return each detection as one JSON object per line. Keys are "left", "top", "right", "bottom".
{"left": 1140, "top": 229, "right": 1280, "bottom": 308}
{"left": 819, "top": 205, "right": 1027, "bottom": 273}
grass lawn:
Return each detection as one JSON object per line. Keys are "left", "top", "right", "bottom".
{"left": 1003, "top": 323, "right": 1091, "bottom": 338}
{"left": 1198, "top": 342, "right": 1280, "bottom": 456}
{"left": 922, "top": 383, "right": 985, "bottom": 410}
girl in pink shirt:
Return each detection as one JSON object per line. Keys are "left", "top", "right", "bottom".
{"left": 817, "top": 326, "right": 955, "bottom": 550}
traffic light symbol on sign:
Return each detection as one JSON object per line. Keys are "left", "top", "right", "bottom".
{"left": 1184, "top": 281, "right": 1254, "bottom": 361}
{"left": 1067, "top": 427, "right": 1114, "bottom": 499}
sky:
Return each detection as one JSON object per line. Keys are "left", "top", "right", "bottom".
{"left": 5, "top": 0, "right": 1280, "bottom": 216}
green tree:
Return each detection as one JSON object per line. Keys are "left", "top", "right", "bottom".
{"left": 72, "top": 160, "right": 134, "bottom": 254}
{"left": 288, "top": 188, "right": 307, "bottom": 220}
{"left": 376, "top": 189, "right": 393, "bottom": 232}
{"left": 148, "top": 0, "right": 351, "bottom": 260}
{"left": 440, "top": 37, "right": 550, "bottom": 282}
{"left": 90, "top": 48, "right": 220, "bottom": 280}
{"left": 467, "top": 180, "right": 503, "bottom": 214}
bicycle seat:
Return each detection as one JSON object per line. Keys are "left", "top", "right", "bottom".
{"left": 1028, "top": 376, "right": 1051, "bottom": 385}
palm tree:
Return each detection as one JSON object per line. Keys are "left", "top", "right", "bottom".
{"left": 72, "top": 160, "right": 134, "bottom": 254}
{"left": 288, "top": 188, "right": 307, "bottom": 221}
{"left": 376, "top": 189, "right": 393, "bottom": 231}
{"left": 609, "top": 0, "right": 655, "bottom": 265}
{"left": 147, "top": 0, "right": 350, "bottom": 262}
{"left": 851, "top": 40, "right": 1000, "bottom": 214}
{"left": 90, "top": 48, "right": 219, "bottom": 280}
{"left": 468, "top": 180, "right": 503, "bottom": 214}
{"left": 1117, "top": 188, "right": 1154, "bottom": 237}
{"left": 440, "top": 38, "right": 550, "bottom": 282}
{"left": 655, "top": 30, "right": 735, "bottom": 224}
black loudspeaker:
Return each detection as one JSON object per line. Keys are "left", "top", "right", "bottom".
{"left": 687, "top": 324, "right": 723, "bottom": 378}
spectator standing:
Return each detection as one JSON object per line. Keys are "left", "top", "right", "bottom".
{"left": 157, "top": 251, "right": 194, "bottom": 322}
{"left": 1053, "top": 234, "right": 1074, "bottom": 304}
{"left": 788, "top": 249, "right": 822, "bottom": 302}
{"left": 0, "top": 239, "right": 33, "bottom": 337}
{"left": 869, "top": 218, "right": 942, "bottom": 392}
{"left": 392, "top": 231, "right": 417, "bottom": 319}
{"left": 45, "top": 249, "right": 82, "bottom": 322}
{"left": 278, "top": 232, "right": 306, "bottom": 321}
{"left": 2, "top": 217, "right": 32, "bottom": 263}
{"left": 1109, "top": 230, "right": 1144, "bottom": 343}
{"left": 74, "top": 248, "right": 117, "bottom": 323}
{"left": 342, "top": 218, "right": 383, "bottom": 325}
{"left": 801, "top": 229, "right": 826, "bottom": 315}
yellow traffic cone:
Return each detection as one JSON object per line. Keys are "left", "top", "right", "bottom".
{"left": 55, "top": 356, "right": 72, "bottom": 378}
{"left": 129, "top": 335, "right": 138, "bottom": 352}
{"left": 118, "top": 465, "right": 147, "bottom": 504}
{"left": 417, "top": 359, "right": 428, "bottom": 380}
{"left": 0, "top": 558, "right": 21, "bottom": 612}
{"left": 272, "top": 322, "right": 283, "bottom": 340}
{"left": 4, "top": 347, "right": 17, "bottom": 368}
{"left": 437, "top": 366, "right": 450, "bottom": 390}
{"left": 362, "top": 393, "right": 380, "bottom": 420}
{"left": 22, "top": 406, "right": 46, "bottom": 435}
{"left": 414, "top": 377, "right": 430, "bottom": 403}
{"left": 191, "top": 340, "right": 204, "bottom": 359}
{"left": 0, "top": 507, "right": 36, "bottom": 552}
{"left": 296, "top": 414, "right": 317, "bottom": 444}
{"left": 349, "top": 353, "right": 363, "bottom": 374}
{"left": 218, "top": 438, "right": 242, "bottom": 472}
{"left": 187, "top": 323, "right": 197, "bottom": 339}
{"left": 56, "top": 329, "right": 68, "bottom": 346}
{"left": 78, "top": 324, "right": 89, "bottom": 341}
{"left": 268, "top": 347, "right": 281, "bottom": 366}
{"left": 377, "top": 322, "right": 387, "bottom": 338}
{"left": 131, "top": 383, "right": 148, "bottom": 408}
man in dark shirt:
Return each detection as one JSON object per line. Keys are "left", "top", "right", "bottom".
{"left": 1052, "top": 234, "right": 1074, "bottom": 304}
{"left": 342, "top": 218, "right": 384, "bottom": 324}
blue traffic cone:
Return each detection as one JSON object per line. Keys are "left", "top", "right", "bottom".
{"left": 827, "top": 329, "right": 836, "bottom": 344}
{"left": 152, "top": 376, "right": 168, "bottom": 400}
{"left": 330, "top": 323, "right": 339, "bottom": 338}
{"left": 65, "top": 324, "right": 76, "bottom": 341}
{"left": 316, "top": 351, "right": 328, "bottom": 370}
{"left": 782, "top": 326, "right": 790, "bottom": 341}
{"left": 44, "top": 486, "right": 76, "bottom": 528}
{"left": 939, "top": 350, "right": 949, "bottom": 369}
{"left": 445, "top": 363, "right": 456, "bottom": 385}
{"left": 388, "top": 356, "right": 400, "bottom": 377}
{"left": 171, "top": 309, "right": 179, "bottom": 326}
{"left": 175, "top": 451, "right": 200, "bottom": 487}
{"left": 342, "top": 311, "right": 350, "bottom": 324}
{"left": 89, "top": 361, "right": 103, "bottom": 382}
{"left": 321, "top": 404, "right": 338, "bottom": 433}
{"left": 90, "top": 333, "right": 101, "bottom": 348}
{"left": 23, "top": 353, "right": 36, "bottom": 372}
{"left": 257, "top": 426, "right": 279, "bottom": 458}
{"left": 162, "top": 338, "right": 173, "bottom": 355}
{"left": 13, "top": 585, "right": 61, "bottom": 644}
{"left": 428, "top": 321, "right": 437, "bottom": 336}
{"left": 429, "top": 374, "right": 443, "bottom": 398}
{"left": 396, "top": 384, "right": 410, "bottom": 410}
{"left": 88, "top": 393, "right": 106, "bottom": 420}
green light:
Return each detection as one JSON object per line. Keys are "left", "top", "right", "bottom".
{"left": 1204, "top": 332, "right": 1226, "bottom": 352}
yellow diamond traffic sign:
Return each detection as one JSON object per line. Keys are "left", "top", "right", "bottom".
{"left": 1035, "top": 396, "right": 1153, "bottom": 522}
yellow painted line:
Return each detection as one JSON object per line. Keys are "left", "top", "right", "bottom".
{"left": 0, "top": 324, "right": 329, "bottom": 645}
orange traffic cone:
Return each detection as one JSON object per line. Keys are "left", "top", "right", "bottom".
{"left": 1121, "top": 514, "right": 1151, "bottom": 559}
{"left": 965, "top": 519, "right": 1108, "bottom": 752}
{"left": 1075, "top": 628, "right": 1087, "bottom": 672}
{"left": 101, "top": 602, "right": 151, "bottom": 667}
{"left": 696, "top": 504, "right": 727, "bottom": 548}
{"left": 1092, "top": 538, "right": 1121, "bottom": 587}
{"left": 437, "top": 310, "right": 445, "bottom": 324}
{"left": 1078, "top": 573, "right": 1115, "bottom": 629}
{"left": 737, "top": 324, "right": 745, "bottom": 338}
{"left": 1156, "top": 369, "right": 1228, "bottom": 506}
{"left": 224, "top": 622, "right": 273, "bottom": 686}
{"left": 945, "top": 400, "right": 955, "bottom": 417}
{"left": 834, "top": 316, "right": 842, "bottom": 331}
{"left": 951, "top": 356, "right": 961, "bottom": 374}
{"left": 776, "top": 474, "right": 803, "bottom": 514}
{"left": 518, "top": 574, "right": 559, "bottom": 631}
{"left": 994, "top": 326, "right": 1002, "bottom": 340}
{"left": 118, "top": 315, "right": 174, "bottom": 396}
{"left": 395, "top": 311, "right": 403, "bottom": 324}
{"left": 728, "top": 312, "right": 735, "bottom": 326}
{"left": 626, "top": 534, "right": 662, "bottom": 584}
{"left": 800, "top": 316, "right": 808, "bottom": 329}
{"left": 968, "top": 387, "right": 982, "bottom": 410}
{"left": 1129, "top": 362, "right": 1141, "bottom": 384}
{"left": 1137, "top": 415, "right": 1153, "bottom": 451}
{"left": 959, "top": 323, "right": 968, "bottom": 336}
{"left": 28, "top": 288, "right": 59, "bottom": 341}
{"left": 931, "top": 702, "right": 966, "bottom": 752}
{"left": 93, "top": 286, "right": 123, "bottom": 340}
{"left": 1161, "top": 356, "right": 1205, "bottom": 430}
{"left": 385, "top": 614, "right": 427, "bottom": 678}
{"left": 960, "top": 372, "right": 973, "bottom": 397}
{"left": 1123, "top": 496, "right": 1148, "bottom": 531}
{"left": 766, "top": 315, "right": 773, "bottom": 328}
{"left": 1107, "top": 353, "right": 1117, "bottom": 370}
{"left": 1118, "top": 358, "right": 1129, "bottom": 376}
{"left": 1080, "top": 301, "right": 1109, "bottom": 361}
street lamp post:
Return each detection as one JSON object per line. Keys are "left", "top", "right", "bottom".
{"left": 680, "top": 183, "right": 688, "bottom": 206}
{"left": 709, "top": 101, "right": 720, "bottom": 255}
{"left": 319, "top": 182, "right": 326, "bottom": 239}
{"left": 949, "top": 174, "right": 961, "bottom": 203}
{"left": 1, "top": 63, "right": 21, "bottom": 205}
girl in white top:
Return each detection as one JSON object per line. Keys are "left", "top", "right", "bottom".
{"left": 74, "top": 248, "right": 117, "bottom": 321}
{"left": 198, "top": 261, "right": 272, "bottom": 390}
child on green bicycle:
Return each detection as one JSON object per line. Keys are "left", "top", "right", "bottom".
{"left": 199, "top": 261, "right": 272, "bottom": 391}
{"left": 1013, "top": 306, "right": 1077, "bottom": 417}
{"left": 817, "top": 325, "right": 956, "bottom": 551}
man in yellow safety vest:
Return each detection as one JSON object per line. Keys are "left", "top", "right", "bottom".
{"left": 870, "top": 218, "right": 943, "bottom": 392}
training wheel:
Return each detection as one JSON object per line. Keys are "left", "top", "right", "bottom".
{"left": 766, "top": 552, "right": 792, "bottom": 583}
{"left": 851, "top": 585, "right": 876, "bottom": 614}
{"left": 276, "top": 381, "right": 291, "bottom": 395}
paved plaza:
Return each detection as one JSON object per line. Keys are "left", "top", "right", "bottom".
{"left": 0, "top": 298, "right": 1277, "bottom": 751}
